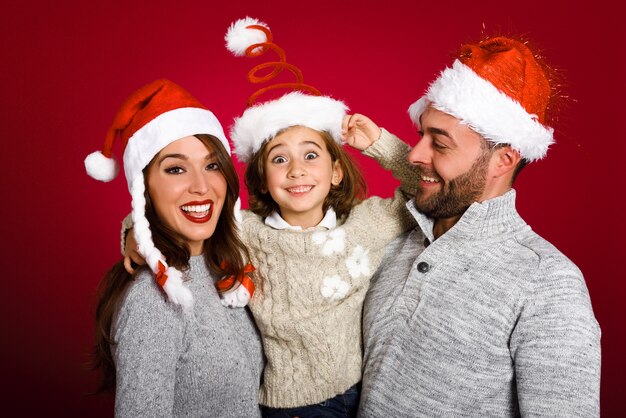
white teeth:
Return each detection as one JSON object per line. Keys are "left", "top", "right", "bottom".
{"left": 181, "top": 203, "right": 211, "bottom": 213}
{"left": 287, "top": 185, "right": 313, "bottom": 193}
{"left": 421, "top": 175, "right": 439, "bottom": 183}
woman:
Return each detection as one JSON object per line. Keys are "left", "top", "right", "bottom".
{"left": 86, "top": 79, "right": 263, "bottom": 417}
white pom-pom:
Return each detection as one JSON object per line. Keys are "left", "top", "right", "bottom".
{"left": 225, "top": 16, "right": 269, "bottom": 56}
{"left": 220, "top": 284, "right": 251, "bottom": 308}
{"left": 84, "top": 151, "right": 119, "bottom": 182}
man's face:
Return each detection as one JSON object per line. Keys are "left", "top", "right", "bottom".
{"left": 408, "top": 107, "right": 493, "bottom": 219}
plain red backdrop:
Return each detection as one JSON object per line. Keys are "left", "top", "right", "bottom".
{"left": 1, "top": 0, "right": 624, "bottom": 416}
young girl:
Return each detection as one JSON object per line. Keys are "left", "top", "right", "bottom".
{"left": 87, "top": 79, "right": 263, "bottom": 417}
{"left": 124, "top": 18, "right": 420, "bottom": 417}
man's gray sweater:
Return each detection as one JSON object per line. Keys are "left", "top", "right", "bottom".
{"left": 359, "top": 190, "right": 601, "bottom": 417}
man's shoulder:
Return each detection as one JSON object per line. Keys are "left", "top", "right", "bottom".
{"left": 516, "top": 228, "right": 580, "bottom": 268}
{"left": 508, "top": 229, "right": 585, "bottom": 291}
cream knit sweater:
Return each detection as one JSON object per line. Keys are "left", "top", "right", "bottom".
{"left": 242, "top": 130, "right": 419, "bottom": 408}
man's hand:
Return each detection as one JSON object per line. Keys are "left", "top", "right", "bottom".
{"left": 123, "top": 228, "right": 146, "bottom": 274}
{"left": 341, "top": 113, "right": 382, "bottom": 151}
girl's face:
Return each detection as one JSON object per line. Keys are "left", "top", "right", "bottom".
{"left": 264, "top": 126, "right": 343, "bottom": 229}
{"left": 147, "top": 136, "right": 227, "bottom": 255}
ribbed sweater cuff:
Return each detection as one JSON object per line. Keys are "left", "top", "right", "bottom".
{"left": 259, "top": 374, "right": 361, "bottom": 408}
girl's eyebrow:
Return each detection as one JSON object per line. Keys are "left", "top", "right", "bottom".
{"left": 301, "top": 140, "right": 323, "bottom": 149}
{"left": 266, "top": 139, "right": 323, "bottom": 155}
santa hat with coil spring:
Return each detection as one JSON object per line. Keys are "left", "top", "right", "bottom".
{"left": 84, "top": 79, "right": 232, "bottom": 311}
{"left": 408, "top": 36, "right": 555, "bottom": 162}
{"left": 225, "top": 17, "right": 348, "bottom": 162}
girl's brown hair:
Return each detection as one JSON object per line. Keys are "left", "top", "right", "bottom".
{"left": 92, "top": 134, "right": 249, "bottom": 394}
{"left": 245, "top": 127, "right": 367, "bottom": 220}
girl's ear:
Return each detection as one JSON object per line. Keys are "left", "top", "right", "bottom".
{"left": 331, "top": 160, "right": 344, "bottom": 186}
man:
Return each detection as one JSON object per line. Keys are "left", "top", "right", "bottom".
{"left": 358, "top": 36, "right": 601, "bottom": 417}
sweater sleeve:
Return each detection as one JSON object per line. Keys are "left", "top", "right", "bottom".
{"left": 353, "top": 128, "right": 418, "bottom": 243}
{"left": 112, "top": 271, "right": 185, "bottom": 417}
{"left": 362, "top": 128, "right": 420, "bottom": 198}
{"left": 510, "top": 264, "right": 601, "bottom": 417}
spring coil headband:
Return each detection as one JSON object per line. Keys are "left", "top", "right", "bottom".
{"left": 226, "top": 17, "right": 348, "bottom": 162}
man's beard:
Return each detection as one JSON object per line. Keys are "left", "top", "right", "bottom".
{"left": 414, "top": 150, "right": 491, "bottom": 219}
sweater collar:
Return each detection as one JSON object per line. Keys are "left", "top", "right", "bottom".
{"left": 407, "top": 189, "right": 528, "bottom": 243}
{"left": 264, "top": 208, "right": 337, "bottom": 231}
{"left": 188, "top": 254, "right": 209, "bottom": 275}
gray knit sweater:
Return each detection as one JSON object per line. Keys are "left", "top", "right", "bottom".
{"left": 242, "top": 130, "right": 420, "bottom": 408}
{"left": 359, "top": 190, "right": 601, "bottom": 417}
{"left": 112, "top": 255, "right": 263, "bottom": 417}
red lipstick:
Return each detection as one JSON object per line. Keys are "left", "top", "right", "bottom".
{"left": 180, "top": 200, "right": 214, "bottom": 224}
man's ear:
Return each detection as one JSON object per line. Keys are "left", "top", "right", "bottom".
{"left": 331, "top": 160, "right": 344, "bottom": 186}
{"left": 491, "top": 146, "right": 521, "bottom": 178}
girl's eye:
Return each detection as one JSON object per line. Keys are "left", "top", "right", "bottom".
{"left": 165, "top": 166, "right": 185, "bottom": 174}
{"left": 271, "top": 156, "right": 287, "bottom": 164}
{"left": 305, "top": 152, "right": 318, "bottom": 160}
{"left": 206, "top": 162, "right": 220, "bottom": 171}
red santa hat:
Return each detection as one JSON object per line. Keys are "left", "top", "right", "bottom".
{"left": 408, "top": 36, "right": 555, "bottom": 162}
{"left": 84, "top": 79, "right": 231, "bottom": 311}
{"left": 225, "top": 17, "right": 348, "bottom": 162}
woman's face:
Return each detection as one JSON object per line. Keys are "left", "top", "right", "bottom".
{"left": 147, "top": 136, "right": 227, "bottom": 255}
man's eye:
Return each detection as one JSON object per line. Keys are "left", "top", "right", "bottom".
{"left": 165, "top": 166, "right": 184, "bottom": 174}
{"left": 272, "top": 156, "right": 287, "bottom": 164}
{"left": 305, "top": 152, "right": 318, "bottom": 160}
{"left": 433, "top": 141, "right": 447, "bottom": 150}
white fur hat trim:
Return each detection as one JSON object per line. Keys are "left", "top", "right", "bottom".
{"left": 123, "top": 107, "right": 230, "bottom": 191}
{"left": 230, "top": 92, "right": 348, "bottom": 162}
{"left": 408, "top": 60, "right": 554, "bottom": 162}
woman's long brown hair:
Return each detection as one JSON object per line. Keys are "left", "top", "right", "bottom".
{"left": 91, "top": 134, "right": 249, "bottom": 394}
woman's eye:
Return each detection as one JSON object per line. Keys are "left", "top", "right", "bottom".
{"left": 272, "top": 156, "right": 287, "bottom": 164}
{"left": 165, "top": 166, "right": 185, "bottom": 174}
{"left": 305, "top": 152, "right": 318, "bottom": 160}
{"left": 206, "top": 162, "right": 220, "bottom": 171}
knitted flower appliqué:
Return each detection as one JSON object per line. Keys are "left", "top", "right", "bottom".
{"left": 320, "top": 275, "right": 350, "bottom": 300}
{"left": 346, "top": 245, "right": 370, "bottom": 278}
{"left": 312, "top": 228, "right": 346, "bottom": 256}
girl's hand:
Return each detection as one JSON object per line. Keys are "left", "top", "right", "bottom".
{"left": 341, "top": 113, "right": 382, "bottom": 150}
{"left": 123, "top": 228, "right": 146, "bottom": 274}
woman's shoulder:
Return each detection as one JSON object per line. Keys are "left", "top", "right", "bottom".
{"left": 119, "top": 268, "right": 172, "bottom": 314}
{"left": 111, "top": 268, "right": 185, "bottom": 352}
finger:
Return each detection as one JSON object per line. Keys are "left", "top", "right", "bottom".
{"left": 123, "top": 256, "right": 135, "bottom": 274}
{"left": 341, "top": 114, "right": 353, "bottom": 133}
{"left": 347, "top": 113, "right": 359, "bottom": 129}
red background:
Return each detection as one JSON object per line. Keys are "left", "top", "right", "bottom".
{"left": 2, "top": 0, "right": 624, "bottom": 416}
